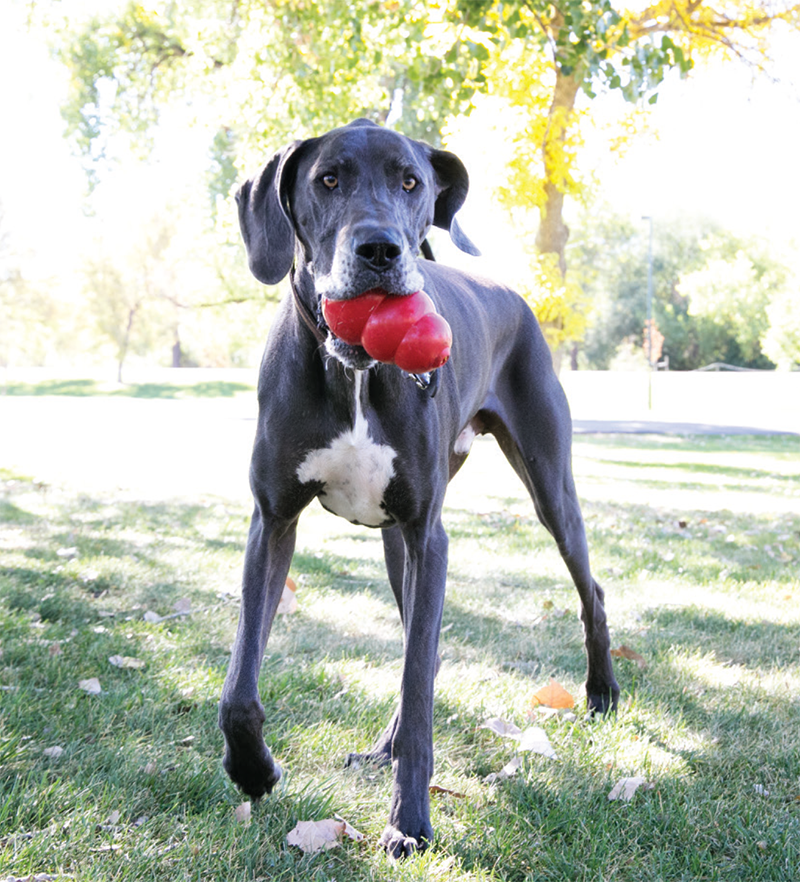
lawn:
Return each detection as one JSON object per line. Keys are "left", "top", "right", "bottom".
{"left": 1, "top": 427, "right": 799, "bottom": 881}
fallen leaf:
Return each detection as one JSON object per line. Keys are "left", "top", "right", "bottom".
{"left": 608, "top": 776, "right": 654, "bottom": 802}
{"left": 429, "top": 784, "right": 466, "bottom": 798}
{"left": 57, "top": 547, "right": 78, "bottom": 559}
{"left": 286, "top": 817, "right": 363, "bottom": 853}
{"left": 517, "top": 726, "right": 558, "bottom": 759}
{"left": 610, "top": 645, "right": 647, "bottom": 670}
{"left": 108, "top": 655, "right": 146, "bottom": 670}
{"left": 530, "top": 678, "right": 575, "bottom": 709}
{"left": 43, "top": 746, "right": 64, "bottom": 759}
{"left": 234, "top": 802, "right": 251, "bottom": 823}
{"left": 106, "top": 810, "right": 121, "bottom": 825}
{"left": 480, "top": 717, "right": 522, "bottom": 739}
{"left": 277, "top": 578, "right": 298, "bottom": 615}
{"left": 484, "top": 756, "right": 523, "bottom": 783}
{"left": 78, "top": 677, "right": 102, "bottom": 695}
{"left": 48, "top": 642, "right": 62, "bottom": 657}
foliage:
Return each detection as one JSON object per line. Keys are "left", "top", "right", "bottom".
{"left": 449, "top": 0, "right": 798, "bottom": 357}
{"left": 679, "top": 241, "right": 783, "bottom": 363}
{"left": 52, "top": 0, "right": 484, "bottom": 177}
{"left": 571, "top": 210, "right": 789, "bottom": 370}
{"left": 762, "top": 280, "right": 800, "bottom": 370}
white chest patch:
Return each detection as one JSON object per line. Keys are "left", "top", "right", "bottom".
{"left": 296, "top": 372, "right": 397, "bottom": 527}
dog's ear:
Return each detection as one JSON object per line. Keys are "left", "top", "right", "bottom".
{"left": 428, "top": 148, "right": 481, "bottom": 257}
{"left": 235, "top": 141, "right": 305, "bottom": 286}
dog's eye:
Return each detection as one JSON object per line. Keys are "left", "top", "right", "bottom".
{"left": 322, "top": 174, "right": 338, "bottom": 190}
{"left": 402, "top": 176, "right": 418, "bottom": 192}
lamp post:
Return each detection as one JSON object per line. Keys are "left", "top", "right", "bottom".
{"left": 642, "top": 215, "right": 654, "bottom": 409}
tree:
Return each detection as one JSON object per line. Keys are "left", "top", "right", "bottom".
{"left": 52, "top": 0, "right": 483, "bottom": 179}
{"left": 679, "top": 241, "right": 782, "bottom": 365}
{"left": 453, "top": 0, "right": 799, "bottom": 360}
{"left": 570, "top": 209, "right": 788, "bottom": 369}
{"left": 43, "top": 0, "right": 800, "bottom": 366}
{"left": 762, "top": 283, "right": 800, "bottom": 370}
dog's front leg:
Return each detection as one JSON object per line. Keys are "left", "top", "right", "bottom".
{"left": 379, "top": 519, "right": 448, "bottom": 859}
{"left": 219, "top": 507, "right": 296, "bottom": 798}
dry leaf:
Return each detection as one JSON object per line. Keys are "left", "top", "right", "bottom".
{"left": 480, "top": 717, "right": 522, "bottom": 739}
{"left": 530, "top": 678, "right": 575, "bottom": 709}
{"left": 277, "top": 578, "right": 298, "bottom": 615}
{"left": 78, "top": 677, "right": 102, "bottom": 695}
{"left": 108, "top": 655, "right": 145, "bottom": 670}
{"left": 429, "top": 784, "right": 466, "bottom": 798}
{"left": 608, "top": 776, "right": 654, "bottom": 801}
{"left": 517, "top": 726, "right": 558, "bottom": 759}
{"left": 610, "top": 645, "right": 647, "bottom": 670}
{"left": 286, "top": 817, "right": 363, "bottom": 853}
{"left": 234, "top": 802, "right": 251, "bottom": 823}
{"left": 43, "top": 746, "right": 64, "bottom": 759}
{"left": 48, "top": 642, "right": 62, "bottom": 657}
{"left": 485, "top": 756, "right": 523, "bottom": 783}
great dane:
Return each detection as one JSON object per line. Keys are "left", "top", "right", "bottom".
{"left": 219, "top": 118, "right": 619, "bottom": 857}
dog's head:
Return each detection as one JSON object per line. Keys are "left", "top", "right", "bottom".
{"left": 236, "top": 120, "right": 478, "bottom": 366}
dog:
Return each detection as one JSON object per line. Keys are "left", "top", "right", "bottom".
{"left": 219, "top": 118, "right": 619, "bottom": 858}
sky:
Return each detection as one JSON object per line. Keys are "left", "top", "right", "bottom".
{"left": 1, "top": 4, "right": 799, "bottom": 290}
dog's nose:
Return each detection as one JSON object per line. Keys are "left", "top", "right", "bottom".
{"left": 353, "top": 225, "right": 403, "bottom": 271}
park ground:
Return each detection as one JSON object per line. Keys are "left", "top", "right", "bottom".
{"left": 0, "top": 370, "right": 799, "bottom": 881}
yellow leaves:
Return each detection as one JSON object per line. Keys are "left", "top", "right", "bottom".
{"left": 514, "top": 252, "right": 590, "bottom": 351}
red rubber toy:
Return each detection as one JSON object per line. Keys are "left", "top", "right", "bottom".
{"left": 322, "top": 290, "right": 452, "bottom": 373}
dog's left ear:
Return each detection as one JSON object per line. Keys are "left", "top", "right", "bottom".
{"left": 429, "top": 148, "right": 481, "bottom": 257}
{"left": 236, "top": 140, "right": 306, "bottom": 286}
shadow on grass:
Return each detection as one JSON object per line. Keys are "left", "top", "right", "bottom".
{"left": 3, "top": 465, "right": 800, "bottom": 880}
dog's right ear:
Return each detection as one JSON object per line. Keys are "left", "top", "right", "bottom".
{"left": 235, "top": 141, "right": 304, "bottom": 286}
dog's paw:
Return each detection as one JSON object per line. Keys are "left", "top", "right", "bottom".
{"left": 344, "top": 744, "right": 392, "bottom": 771}
{"left": 586, "top": 684, "right": 620, "bottom": 716}
{"left": 379, "top": 824, "right": 432, "bottom": 859}
{"left": 223, "top": 746, "right": 282, "bottom": 800}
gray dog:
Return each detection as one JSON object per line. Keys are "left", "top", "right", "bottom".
{"left": 219, "top": 119, "right": 619, "bottom": 857}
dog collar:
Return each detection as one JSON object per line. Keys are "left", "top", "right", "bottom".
{"left": 290, "top": 268, "right": 327, "bottom": 345}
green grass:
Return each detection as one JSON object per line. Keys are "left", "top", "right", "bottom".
{"left": 1, "top": 434, "right": 799, "bottom": 881}
{"left": 1, "top": 379, "right": 254, "bottom": 399}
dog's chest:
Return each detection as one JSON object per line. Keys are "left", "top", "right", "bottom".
{"left": 296, "top": 372, "right": 396, "bottom": 528}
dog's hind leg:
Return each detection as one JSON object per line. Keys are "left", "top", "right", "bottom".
{"left": 378, "top": 517, "right": 449, "bottom": 857}
{"left": 489, "top": 331, "right": 619, "bottom": 713}
{"left": 345, "top": 525, "right": 405, "bottom": 769}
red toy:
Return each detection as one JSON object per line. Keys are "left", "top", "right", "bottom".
{"left": 322, "top": 290, "right": 452, "bottom": 373}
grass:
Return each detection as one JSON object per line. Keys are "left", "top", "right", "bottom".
{"left": 1, "top": 379, "right": 254, "bottom": 399}
{"left": 1, "top": 429, "right": 799, "bottom": 881}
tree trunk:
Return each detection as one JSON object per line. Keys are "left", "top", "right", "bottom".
{"left": 118, "top": 303, "right": 139, "bottom": 384}
{"left": 536, "top": 60, "right": 583, "bottom": 374}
